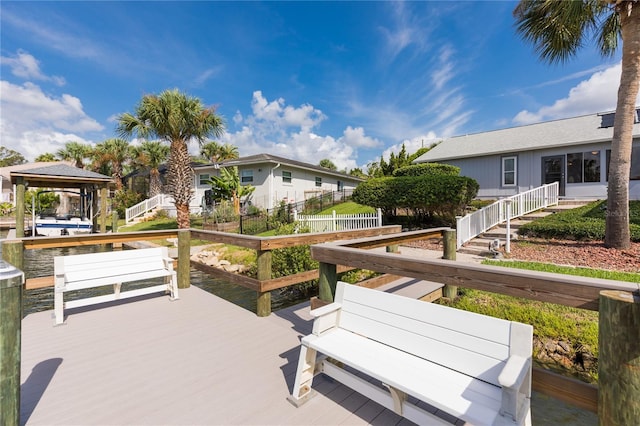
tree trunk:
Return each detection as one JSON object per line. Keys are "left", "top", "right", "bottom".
{"left": 149, "top": 168, "right": 161, "bottom": 197}
{"left": 605, "top": 3, "right": 640, "bottom": 249}
{"left": 168, "top": 140, "right": 193, "bottom": 229}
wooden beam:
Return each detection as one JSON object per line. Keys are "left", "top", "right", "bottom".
{"left": 25, "top": 277, "right": 54, "bottom": 290}
{"left": 311, "top": 244, "right": 639, "bottom": 311}
{"left": 258, "top": 225, "right": 403, "bottom": 250}
{"left": 190, "top": 261, "right": 261, "bottom": 292}
{"left": 16, "top": 230, "right": 180, "bottom": 250}
{"left": 259, "top": 265, "right": 353, "bottom": 292}
{"left": 190, "top": 229, "right": 262, "bottom": 250}
{"left": 532, "top": 367, "right": 597, "bottom": 413}
{"left": 343, "top": 228, "right": 449, "bottom": 249}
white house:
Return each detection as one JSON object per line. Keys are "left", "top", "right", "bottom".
{"left": 414, "top": 110, "right": 640, "bottom": 200}
{"left": 191, "top": 153, "right": 363, "bottom": 211}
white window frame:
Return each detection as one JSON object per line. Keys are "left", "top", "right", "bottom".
{"left": 241, "top": 169, "right": 253, "bottom": 184}
{"left": 501, "top": 156, "right": 517, "bottom": 187}
{"left": 198, "top": 173, "right": 210, "bottom": 185}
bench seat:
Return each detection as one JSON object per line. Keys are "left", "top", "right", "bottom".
{"left": 289, "top": 281, "right": 533, "bottom": 425}
{"left": 54, "top": 247, "right": 178, "bottom": 325}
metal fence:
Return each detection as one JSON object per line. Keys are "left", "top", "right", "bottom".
{"left": 455, "top": 182, "right": 559, "bottom": 248}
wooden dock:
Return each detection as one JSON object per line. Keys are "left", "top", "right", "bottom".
{"left": 20, "top": 284, "right": 597, "bottom": 425}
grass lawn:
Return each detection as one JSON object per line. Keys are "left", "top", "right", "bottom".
{"left": 317, "top": 201, "right": 376, "bottom": 215}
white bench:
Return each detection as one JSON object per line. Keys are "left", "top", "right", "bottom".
{"left": 289, "top": 281, "right": 533, "bottom": 425}
{"left": 54, "top": 247, "right": 179, "bottom": 325}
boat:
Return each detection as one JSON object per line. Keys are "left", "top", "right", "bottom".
{"left": 32, "top": 190, "right": 94, "bottom": 237}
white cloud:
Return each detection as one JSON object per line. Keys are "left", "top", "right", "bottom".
{"left": 0, "top": 50, "right": 65, "bottom": 86}
{"left": 0, "top": 80, "right": 103, "bottom": 161}
{"left": 224, "top": 91, "right": 381, "bottom": 171}
{"left": 513, "top": 63, "right": 640, "bottom": 125}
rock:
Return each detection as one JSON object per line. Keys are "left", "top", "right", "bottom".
{"left": 218, "top": 260, "right": 231, "bottom": 266}
{"left": 557, "top": 340, "right": 571, "bottom": 354}
{"left": 224, "top": 264, "right": 241, "bottom": 273}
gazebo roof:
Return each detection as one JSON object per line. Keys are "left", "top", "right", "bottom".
{"left": 10, "top": 164, "right": 113, "bottom": 188}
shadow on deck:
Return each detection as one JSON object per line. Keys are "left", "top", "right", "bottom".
{"left": 20, "top": 285, "right": 596, "bottom": 425}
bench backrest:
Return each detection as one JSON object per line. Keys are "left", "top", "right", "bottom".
{"left": 334, "top": 281, "right": 532, "bottom": 387}
{"left": 55, "top": 247, "right": 170, "bottom": 286}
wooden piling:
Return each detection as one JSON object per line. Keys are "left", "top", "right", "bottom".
{"left": 318, "top": 262, "right": 337, "bottom": 302}
{"left": 442, "top": 229, "right": 458, "bottom": 299}
{"left": 15, "top": 177, "right": 25, "bottom": 238}
{"left": 100, "top": 187, "right": 108, "bottom": 233}
{"left": 598, "top": 289, "right": 640, "bottom": 424}
{"left": 1, "top": 240, "right": 24, "bottom": 426}
{"left": 256, "top": 250, "right": 272, "bottom": 317}
{"left": 177, "top": 230, "right": 190, "bottom": 289}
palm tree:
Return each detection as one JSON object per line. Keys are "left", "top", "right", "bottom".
{"left": 92, "top": 138, "right": 130, "bottom": 190}
{"left": 131, "top": 141, "right": 170, "bottom": 197}
{"left": 117, "top": 89, "right": 225, "bottom": 228}
{"left": 35, "top": 152, "right": 57, "bottom": 162}
{"left": 56, "top": 141, "right": 92, "bottom": 169}
{"left": 207, "top": 166, "right": 255, "bottom": 214}
{"left": 514, "top": 0, "right": 640, "bottom": 250}
{"left": 200, "top": 141, "right": 239, "bottom": 163}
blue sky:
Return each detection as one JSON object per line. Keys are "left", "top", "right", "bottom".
{"left": 0, "top": 1, "right": 629, "bottom": 171}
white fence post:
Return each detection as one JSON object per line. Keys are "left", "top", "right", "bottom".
{"left": 377, "top": 208, "right": 382, "bottom": 227}
{"left": 332, "top": 210, "right": 337, "bottom": 231}
{"left": 293, "top": 209, "right": 298, "bottom": 222}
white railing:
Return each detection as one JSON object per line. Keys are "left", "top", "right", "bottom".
{"left": 125, "top": 194, "right": 170, "bottom": 223}
{"left": 455, "top": 182, "right": 559, "bottom": 248}
{"left": 294, "top": 208, "right": 383, "bottom": 233}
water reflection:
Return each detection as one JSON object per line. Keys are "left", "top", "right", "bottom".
{"left": 1, "top": 237, "right": 309, "bottom": 316}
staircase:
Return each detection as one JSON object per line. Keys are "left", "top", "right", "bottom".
{"left": 458, "top": 200, "right": 595, "bottom": 256}
{"left": 125, "top": 194, "right": 171, "bottom": 224}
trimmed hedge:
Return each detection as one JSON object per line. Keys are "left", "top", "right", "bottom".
{"left": 518, "top": 200, "right": 640, "bottom": 242}
{"left": 392, "top": 163, "right": 460, "bottom": 177}
{"left": 352, "top": 174, "right": 479, "bottom": 222}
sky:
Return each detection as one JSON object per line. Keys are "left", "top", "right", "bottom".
{"left": 0, "top": 1, "right": 632, "bottom": 172}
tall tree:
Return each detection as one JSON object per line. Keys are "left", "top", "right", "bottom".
{"left": 92, "top": 138, "right": 130, "bottom": 190}
{"left": 514, "top": 0, "right": 640, "bottom": 249}
{"left": 56, "top": 141, "right": 92, "bottom": 169}
{"left": 201, "top": 141, "right": 239, "bottom": 163}
{"left": 131, "top": 140, "right": 170, "bottom": 197}
{"left": 117, "top": 89, "right": 225, "bottom": 228}
{"left": 319, "top": 159, "right": 338, "bottom": 170}
{"left": 0, "top": 147, "right": 27, "bottom": 166}
{"left": 34, "top": 153, "right": 57, "bottom": 162}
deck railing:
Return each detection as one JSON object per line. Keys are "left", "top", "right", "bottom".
{"left": 293, "top": 208, "right": 382, "bottom": 233}
{"left": 125, "top": 193, "right": 170, "bottom": 223}
{"left": 455, "top": 182, "right": 559, "bottom": 248}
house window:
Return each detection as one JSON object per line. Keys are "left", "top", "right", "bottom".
{"left": 241, "top": 169, "right": 253, "bottom": 183}
{"left": 315, "top": 177, "right": 322, "bottom": 187}
{"left": 337, "top": 180, "right": 344, "bottom": 191}
{"left": 607, "top": 147, "right": 640, "bottom": 181}
{"left": 501, "top": 156, "right": 517, "bottom": 187}
{"left": 282, "top": 170, "right": 292, "bottom": 184}
{"left": 198, "top": 173, "right": 210, "bottom": 185}
{"left": 567, "top": 151, "right": 600, "bottom": 183}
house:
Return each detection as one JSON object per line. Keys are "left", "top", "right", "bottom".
{"left": 413, "top": 110, "right": 640, "bottom": 200}
{"left": 191, "top": 153, "right": 363, "bottom": 211}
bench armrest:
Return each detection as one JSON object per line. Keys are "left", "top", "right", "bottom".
{"left": 498, "top": 355, "right": 530, "bottom": 389}
{"left": 310, "top": 302, "right": 342, "bottom": 336}
{"left": 162, "top": 257, "right": 175, "bottom": 271}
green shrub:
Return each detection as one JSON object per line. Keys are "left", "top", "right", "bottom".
{"left": 112, "top": 189, "right": 143, "bottom": 219}
{"left": 0, "top": 202, "right": 13, "bottom": 216}
{"left": 518, "top": 200, "right": 640, "bottom": 241}
{"left": 392, "top": 163, "right": 460, "bottom": 177}
{"left": 25, "top": 189, "right": 59, "bottom": 213}
{"left": 270, "top": 223, "right": 317, "bottom": 279}
{"left": 353, "top": 174, "right": 479, "bottom": 223}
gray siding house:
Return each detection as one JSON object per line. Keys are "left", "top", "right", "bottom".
{"left": 414, "top": 110, "right": 640, "bottom": 200}
{"left": 192, "top": 153, "right": 363, "bottom": 210}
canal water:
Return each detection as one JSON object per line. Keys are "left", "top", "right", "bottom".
{"left": 0, "top": 231, "right": 309, "bottom": 317}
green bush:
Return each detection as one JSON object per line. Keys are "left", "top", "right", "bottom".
{"left": 518, "top": 200, "right": 640, "bottom": 241}
{"left": 392, "top": 163, "right": 460, "bottom": 177}
{"left": 112, "top": 189, "right": 144, "bottom": 219}
{"left": 0, "top": 202, "right": 13, "bottom": 216}
{"left": 353, "top": 174, "right": 479, "bottom": 223}
{"left": 25, "top": 189, "right": 59, "bottom": 213}
{"left": 270, "top": 223, "right": 317, "bottom": 279}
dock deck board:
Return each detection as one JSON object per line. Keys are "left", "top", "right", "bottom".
{"left": 20, "top": 285, "right": 408, "bottom": 425}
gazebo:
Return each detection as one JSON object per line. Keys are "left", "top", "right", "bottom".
{"left": 10, "top": 164, "right": 114, "bottom": 238}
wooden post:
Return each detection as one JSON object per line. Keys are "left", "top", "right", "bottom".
{"left": 256, "top": 250, "right": 272, "bottom": 317}
{"left": 111, "top": 211, "right": 118, "bottom": 233}
{"left": 598, "top": 290, "right": 640, "bottom": 425}
{"left": 318, "top": 262, "right": 337, "bottom": 302}
{"left": 15, "top": 177, "right": 25, "bottom": 238}
{"left": 442, "top": 229, "right": 458, "bottom": 299}
{"left": 1, "top": 240, "right": 24, "bottom": 426}
{"left": 386, "top": 244, "right": 399, "bottom": 254}
{"left": 177, "top": 230, "right": 190, "bottom": 289}
{"left": 99, "top": 187, "right": 108, "bottom": 233}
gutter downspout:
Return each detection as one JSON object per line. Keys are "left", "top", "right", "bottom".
{"left": 270, "top": 163, "right": 281, "bottom": 208}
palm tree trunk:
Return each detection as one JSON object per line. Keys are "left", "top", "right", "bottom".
{"left": 168, "top": 140, "right": 194, "bottom": 229}
{"left": 605, "top": 3, "right": 640, "bottom": 249}
{"left": 149, "top": 168, "right": 162, "bottom": 197}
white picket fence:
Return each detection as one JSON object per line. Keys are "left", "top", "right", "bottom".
{"left": 294, "top": 208, "right": 383, "bottom": 233}
{"left": 455, "top": 182, "right": 559, "bottom": 249}
{"left": 125, "top": 193, "right": 170, "bottom": 223}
